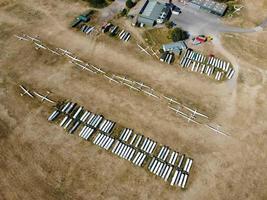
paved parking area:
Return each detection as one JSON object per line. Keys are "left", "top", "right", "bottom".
{"left": 170, "top": 1, "right": 264, "bottom": 34}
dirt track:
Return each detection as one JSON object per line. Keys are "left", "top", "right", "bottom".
{"left": 0, "top": 0, "right": 267, "bottom": 199}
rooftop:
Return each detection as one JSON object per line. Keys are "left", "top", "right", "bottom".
{"left": 141, "top": 0, "right": 166, "bottom": 20}
{"left": 189, "top": 0, "right": 227, "bottom": 16}
{"left": 162, "top": 41, "right": 187, "bottom": 53}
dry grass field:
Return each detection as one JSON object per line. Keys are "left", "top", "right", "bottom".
{"left": 0, "top": 0, "right": 266, "bottom": 199}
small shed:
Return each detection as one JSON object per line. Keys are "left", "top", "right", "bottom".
{"left": 162, "top": 41, "right": 187, "bottom": 54}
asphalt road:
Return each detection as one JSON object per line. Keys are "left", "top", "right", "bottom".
{"left": 99, "top": 0, "right": 126, "bottom": 21}
{"left": 260, "top": 19, "right": 267, "bottom": 27}
{"left": 170, "top": 2, "right": 267, "bottom": 35}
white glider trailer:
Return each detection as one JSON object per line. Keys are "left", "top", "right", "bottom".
{"left": 68, "top": 121, "right": 81, "bottom": 134}
{"left": 59, "top": 115, "right": 69, "bottom": 127}
{"left": 48, "top": 109, "right": 60, "bottom": 121}
{"left": 72, "top": 106, "right": 83, "bottom": 120}
{"left": 168, "top": 151, "right": 179, "bottom": 165}
{"left": 47, "top": 100, "right": 195, "bottom": 190}
{"left": 130, "top": 134, "right": 143, "bottom": 148}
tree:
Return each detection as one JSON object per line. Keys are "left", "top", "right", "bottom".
{"left": 126, "top": 0, "right": 135, "bottom": 9}
{"left": 170, "top": 28, "right": 188, "bottom": 42}
{"left": 85, "top": 0, "right": 107, "bottom": 8}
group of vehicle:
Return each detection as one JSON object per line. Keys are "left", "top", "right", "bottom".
{"left": 101, "top": 22, "right": 132, "bottom": 42}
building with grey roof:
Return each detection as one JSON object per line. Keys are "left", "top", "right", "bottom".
{"left": 137, "top": 0, "right": 171, "bottom": 26}
{"left": 189, "top": 0, "right": 228, "bottom": 16}
{"left": 162, "top": 41, "right": 187, "bottom": 54}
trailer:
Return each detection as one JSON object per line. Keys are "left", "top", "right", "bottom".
{"left": 170, "top": 169, "right": 179, "bottom": 186}
{"left": 160, "top": 52, "right": 168, "bottom": 62}
{"left": 185, "top": 59, "right": 191, "bottom": 68}
{"left": 124, "top": 33, "right": 131, "bottom": 42}
{"left": 63, "top": 118, "right": 73, "bottom": 130}
{"left": 133, "top": 134, "right": 143, "bottom": 148}
{"left": 61, "top": 102, "right": 71, "bottom": 113}
{"left": 65, "top": 102, "right": 76, "bottom": 114}
{"left": 180, "top": 57, "right": 188, "bottom": 67}
{"left": 200, "top": 64, "right": 206, "bottom": 74}
{"left": 122, "top": 32, "right": 128, "bottom": 41}
{"left": 48, "top": 110, "right": 60, "bottom": 121}
{"left": 167, "top": 54, "right": 173, "bottom": 64}
{"left": 60, "top": 115, "right": 69, "bottom": 127}
{"left": 119, "top": 32, "right": 126, "bottom": 40}
{"left": 225, "top": 62, "right": 230, "bottom": 72}
{"left": 118, "top": 30, "right": 125, "bottom": 37}
{"left": 227, "top": 68, "right": 235, "bottom": 79}
{"left": 194, "top": 62, "right": 200, "bottom": 72}
{"left": 129, "top": 133, "right": 137, "bottom": 145}
{"left": 185, "top": 159, "right": 193, "bottom": 173}
{"left": 68, "top": 121, "right": 81, "bottom": 134}
{"left": 110, "top": 26, "right": 118, "bottom": 36}
{"left": 177, "top": 154, "right": 185, "bottom": 168}
{"left": 111, "top": 140, "right": 120, "bottom": 153}
{"left": 201, "top": 54, "right": 206, "bottom": 63}
{"left": 168, "top": 151, "right": 179, "bottom": 165}
{"left": 181, "top": 173, "right": 188, "bottom": 188}
{"left": 73, "top": 106, "right": 83, "bottom": 119}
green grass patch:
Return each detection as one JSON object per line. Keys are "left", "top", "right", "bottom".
{"left": 143, "top": 28, "right": 172, "bottom": 47}
{"left": 224, "top": 0, "right": 241, "bottom": 17}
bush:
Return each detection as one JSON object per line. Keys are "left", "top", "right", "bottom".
{"left": 126, "top": 0, "right": 135, "bottom": 9}
{"left": 120, "top": 8, "right": 128, "bottom": 16}
{"left": 170, "top": 28, "right": 188, "bottom": 42}
{"left": 165, "top": 21, "right": 173, "bottom": 29}
{"left": 159, "top": 48, "right": 164, "bottom": 53}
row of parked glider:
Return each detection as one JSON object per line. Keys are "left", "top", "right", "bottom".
{"left": 15, "top": 33, "right": 229, "bottom": 136}
{"left": 19, "top": 85, "right": 55, "bottom": 104}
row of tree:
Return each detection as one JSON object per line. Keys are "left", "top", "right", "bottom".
{"left": 83, "top": 0, "right": 186, "bottom": 42}
{"left": 82, "top": 0, "right": 107, "bottom": 8}
{"left": 126, "top": 0, "right": 135, "bottom": 9}
{"left": 120, "top": 0, "right": 135, "bottom": 17}
{"left": 82, "top": 0, "right": 135, "bottom": 9}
